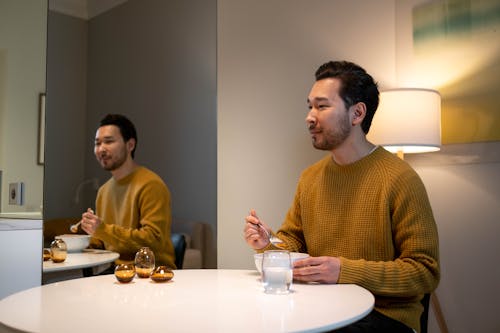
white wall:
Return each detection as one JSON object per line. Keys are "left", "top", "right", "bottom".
{"left": 0, "top": 0, "right": 46, "bottom": 213}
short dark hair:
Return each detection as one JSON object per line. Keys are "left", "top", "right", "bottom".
{"left": 315, "top": 61, "right": 379, "bottom": 134}
{"left": 99, "top": 114, "right": 138, "bottom": 158}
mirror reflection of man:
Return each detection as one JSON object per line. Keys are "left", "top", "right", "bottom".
{"left": 80, "top": 114, "right": 176, "bottom": 268}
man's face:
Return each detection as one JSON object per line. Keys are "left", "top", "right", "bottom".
{"left": 306, "top": 78, "right": 352, "bottom": 151}
{"left": 94, "top": 125, "right": 132, "bottom": 171}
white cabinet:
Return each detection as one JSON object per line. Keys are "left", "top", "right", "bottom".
{"left": 0, "top": 219, "right": 42, "bottom": 299}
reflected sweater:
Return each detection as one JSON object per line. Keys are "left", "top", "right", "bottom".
{"left": 265, "top": 147, "right": 440, "bottom": 332}
{"left": 90, "top": 166, "right": 176, "bottom": 268}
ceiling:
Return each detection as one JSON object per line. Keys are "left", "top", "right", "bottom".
{"left": 49, "top": 0, "right": 128, "bottom": 20}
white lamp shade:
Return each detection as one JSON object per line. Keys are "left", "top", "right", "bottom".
{"left": 367, "top": 88, "right": 441, "bottom": 154}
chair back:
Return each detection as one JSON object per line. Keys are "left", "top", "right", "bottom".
{"left": 171, "top": 218, "right": 216, "bottom": 268}
{"left": 420, "top": 293, "right": 431, "bottom": 333}
{"left": 171, "top": 233, "right": 187, "bottom": 269}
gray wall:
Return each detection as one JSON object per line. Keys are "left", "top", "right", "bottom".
{"left": 85, "top": 2, "right": 217, "bottom": 269}
{"left": 45, "top": 11, "right": 88, "bottom": 218}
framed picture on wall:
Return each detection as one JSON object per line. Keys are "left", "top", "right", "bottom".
{"left": 38, "top": 93, "right": 45, "bottom": 165}
{"left": 396, "top": 1, "right": 500, "bottom": 144}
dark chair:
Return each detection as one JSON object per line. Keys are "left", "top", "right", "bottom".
{"left": 171, "top": 233, "right": 187, "bottom": 269}
{"left": 420, "top": 293, "right": 431, "bottom": 333}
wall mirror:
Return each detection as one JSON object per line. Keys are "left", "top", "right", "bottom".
{"left": 43, "top": 0, "right": 217, "bottom": 266}
{"left": 0, "top": 0, "right": 47, "bottom": 219}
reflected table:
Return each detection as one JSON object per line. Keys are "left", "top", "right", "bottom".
{"left": 42, "top": 250, "right": 119, "bottom": 284}
{"left": 1, "top": 269, "right": 374, "bottom": 333}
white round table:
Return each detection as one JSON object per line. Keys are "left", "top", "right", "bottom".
{"left": 0, "top": 269, "right": 374, "bottom": 333}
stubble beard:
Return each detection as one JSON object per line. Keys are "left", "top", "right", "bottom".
{"left": 312, "top": 115, "right": 351, "bottom": 151}
{"left": 99, "top": 151, "right": 127, "bottom": 172}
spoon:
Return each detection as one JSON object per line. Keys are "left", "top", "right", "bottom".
{"left": 256, "top": 222, "right": 284, "bottom": 246}
{"left": 69, "top": 221, "right": 81, "bottom": 233}
{"left": 249, "top": 209, "right": 284, "bottom": 246}
{"left": 70, "top": 208, "right": 94, "bottom": 233}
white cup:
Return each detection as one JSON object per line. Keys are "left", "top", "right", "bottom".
{"left": 261, "top": 250, "right": 292, "bottom": 294}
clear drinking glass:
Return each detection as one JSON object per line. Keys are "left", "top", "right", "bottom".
{"left": 134, "top": 247, "right": 155, "bottom": 278}
{"left": 261, "top": 250, "right": 292, "bottom": 294}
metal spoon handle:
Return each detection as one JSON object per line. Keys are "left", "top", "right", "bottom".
{"left": 69, "top": 221, "right": 81, "bottom": 233}
{"left": 71, "top": 208, "right": 94, "bottom": 233}
{"left": 256, "top": 222, "right": 271, "bottom": 238}
{"left": 257, "top": 223, "right": 284, "bottom": 245}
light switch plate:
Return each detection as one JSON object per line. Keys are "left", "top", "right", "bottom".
{"left": 8, "top": 182, "right": 23, "bottom": 205}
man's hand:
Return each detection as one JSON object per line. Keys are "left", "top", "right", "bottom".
{"left": 243, "top": 209, "right": 271, "bottom": 250}
{"left": 292, "top": 256, "right": 341, "bottom": 284}
{"left": 80, "top": 208, "right": 102, "bottom": 236}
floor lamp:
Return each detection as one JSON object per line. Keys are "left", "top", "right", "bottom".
{"left": 367, "top": 88, "right": 449, "bottom": 333}
{"left": 367, "top": 88, "right": 441, "bottom": 158}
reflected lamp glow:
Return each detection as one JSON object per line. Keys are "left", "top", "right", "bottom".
{"left": 367, "top": 88, "right": 441, "bottom": 159}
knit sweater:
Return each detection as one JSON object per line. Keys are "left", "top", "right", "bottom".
{"left": 265, "top": 147, "right": 440, "bottom": 332}
{"left": 90, "top": 166, "right": 176, "bottom": 268}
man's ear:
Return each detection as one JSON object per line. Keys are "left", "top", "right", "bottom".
{"left": 351, "top": 102, "right": 367, "bottom": 125}
{"left": 126, "top": 138, "right": 136, "bottom": 153}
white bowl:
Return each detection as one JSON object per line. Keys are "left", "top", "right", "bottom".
{"left": 55, "top": 234, "right": 91, "bottom": 253}
{"left": 254, "top": 252, "right": 309, "bottom": 273}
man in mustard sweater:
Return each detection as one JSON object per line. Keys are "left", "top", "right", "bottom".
{"left": 244, "top": 61, "right": 439, "bottom": 333}
{"left": 80, "top": 114, "right": 176, "bottom": 268}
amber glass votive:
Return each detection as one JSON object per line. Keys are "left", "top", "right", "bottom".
{"left": 50, "top": 239, "right": 67, "bottom": 263}
{"left": 114, "top": 264, "right": 136, "bottom": 283}
{"left": 43, "top": 248, "right": 51, "bottom": 261}
{"left": 150, "top": 266, "right": 174, "bottom": 282}
{"left": 134, "top": 247, "right": 155, "bottom": 278}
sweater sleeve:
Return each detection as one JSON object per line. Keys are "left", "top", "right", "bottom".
{"left": 274, "top": 182, "right": 308, "bottom": 253}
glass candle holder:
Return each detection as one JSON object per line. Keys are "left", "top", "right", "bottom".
{"left": 50, "top": 239, "right": 67, "bottom": 263}
{"left": 114, "top": 264, "right": 136, "bottom": 283}
{"left": 150, "top": 266, "right": 174, "bottom": 282}
{"left": 134, "top": 247, "right": 155, "bottom": 278}
{"left": 43, "top": 248, "right": 51, "bottom": 261}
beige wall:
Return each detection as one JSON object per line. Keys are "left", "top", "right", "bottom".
{"left": 0, "top": 0, "right": 46, "bottom": 213}
{"left": 217, "top": 0, "right": 396, "bottom": 269}
{"left": 408, "top": 143, "right": 500, "bottom": 333}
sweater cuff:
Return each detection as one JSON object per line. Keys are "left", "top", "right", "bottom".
{"left": 337, "top": 257, "right": 363, "bottom": 284}
{"left": 93, "top": 222, "right": 107, "bottom": 239}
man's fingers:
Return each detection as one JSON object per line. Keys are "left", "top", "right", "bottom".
{"left": 293, "top": 256, "right": 324, "bottom": 268}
